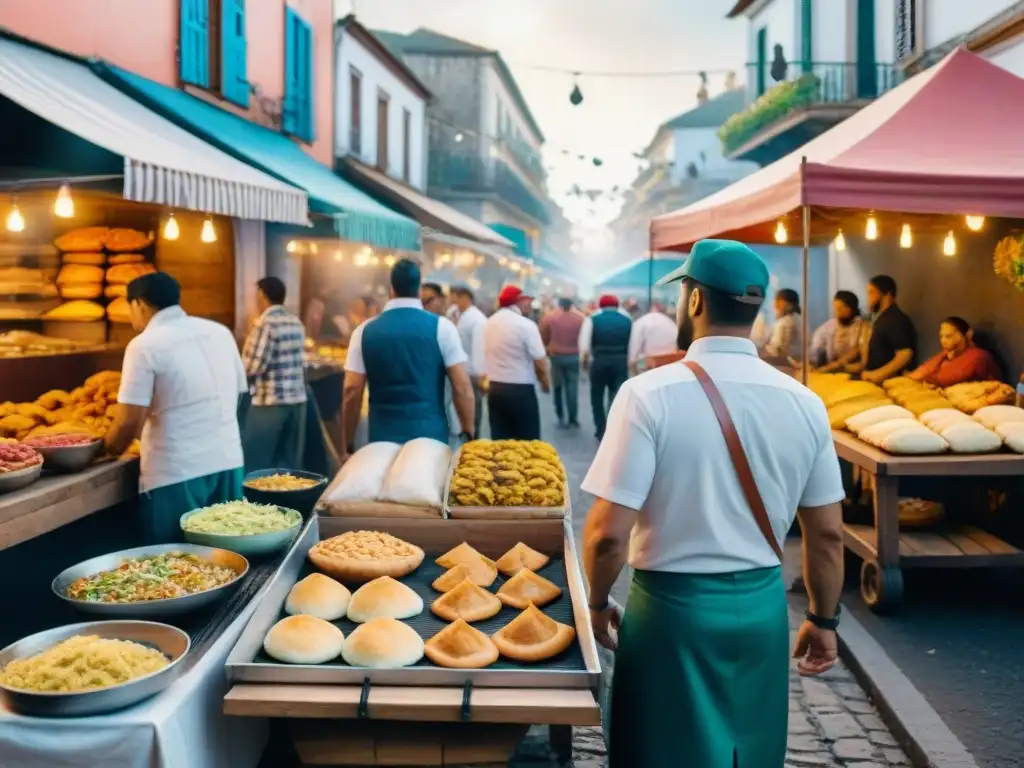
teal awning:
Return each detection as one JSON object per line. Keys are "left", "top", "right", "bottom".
{"left": 594, "top": 257, "right": 685, "bottom": 290}
{"left": 488, "top": 223, "right": 533, "bottom": 259}
{"left": 95, "top": 63, "right": 421, "bottom": 251}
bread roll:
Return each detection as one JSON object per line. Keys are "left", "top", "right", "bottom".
{"left": 59, "top": 283, "right": 103, "bottom": 300}
{"left": 106, "top": 263, "right": 156, "bottom": 285}
{"left": 342, "top": 617, "right": 424, "bottom": 668}
{"left": 285, "top": 573, "right": 351, "bottom": 621}
{"left": 346, "top": 576, "right": 423, "bottom": 623}
{"left": 62, "top": 252, "right": 106, "bottom": 266}
{"left": 104, "top": 228, "right": 154, "bottom": 252}
{"left": 938, "top": 422, "right": 1002, "bottom": 454}
{"left": 56, "top": 264, "right": 104, "bottom": 285}
{"left": 43, "top": 300, "right": 104, "bottom": 321}
{"left": 858, "top": 419, "right": 926, "bottom": 447}
{"left": 107, "top": 297, "right": 130, "bottom": 324}
{"left": 974, "top": 405, "right": 1024, "bottom": 430}
{"left": 919, "top": 408, "right": 971, "bottom": 429}
{"left": 845, "top": 405, "right": 914, "bottom": 435}
{"left": 263, "top": 615, "right": 345, "bottom": 664}
{"left": 54, "top": 227, "right": 108, "bottom": 252}
{"left": 105, "top": 284, "right": 127, "bottom": 299}
{"left": 998, "top": 422, "right": 1024, "bottom": 453}
{"left": 108, "top": 253, "right": 145, "bottom": 265}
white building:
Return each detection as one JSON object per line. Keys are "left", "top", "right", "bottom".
{"left": 897, "top": 1, "right": 1024, "bottom": 75}
{"left": 335, "top": 16, "right": 431, "bottom": 190}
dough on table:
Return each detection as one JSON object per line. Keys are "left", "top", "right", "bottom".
{"left": 858, "top": 419, "right": 926, "bottom": 447}
{"left": 845, "top": 405, "right": 914, "bottom": 435}
{"left": 880, "top": 428, "right": 948, "bottom": 455}
{"left": 938, "top": 423, "right": 1002, "bottom": 454}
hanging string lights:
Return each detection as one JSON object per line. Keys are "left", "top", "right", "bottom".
{"left": 5, "top": 202, "right": 25, "bottom": 232}
{"left": 833, "top": 230, "right": 846, "bottom": 251}
{"left": 899, "top": 223, "right": 913, "bottom": 249}
{"left": 773, "top": 219, "right": 788, "bottom": 244}
{"left": 965, "top": 215, "right": 985, "bottom": 232}
{"left": 53, "top": 184, "right": 74, "bottom": 219}
{"left": 865, "top": 214, "right": 879, "bottom": 240}
{"left": 162, "top": 214, "right": 180, "bottom": 241}
{"left": 200, "top": 218, "right": 217, "bottom": 243}
{"left": 943, "top": 231, "right": 957, "bottom": 256}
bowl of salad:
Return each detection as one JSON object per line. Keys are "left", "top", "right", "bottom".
{"left": 179, "top": 501, "right": 303, "bottom": 557}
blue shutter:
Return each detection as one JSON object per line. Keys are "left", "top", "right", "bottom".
{"left": 283, "top": 7, "right": 299, "bottom": 135}
{"left": 221, "top": 0, "right": 249, "bottom": 106}
{"left": 180, "top": 0, "right": 210, "bottom": 87}
{"left": 298, "top": 20, "right": 314, "bottom": 142}
{"left": 283, "top": 7, "right": 314, "bottom": 142}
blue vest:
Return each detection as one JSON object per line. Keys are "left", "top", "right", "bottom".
{"left": 591, "top": 310, "right": 632, "bottom": 358}
{"left": 361, "top": 307, "right": 448, "bottom": 444}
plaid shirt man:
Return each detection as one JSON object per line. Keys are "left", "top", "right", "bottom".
{"left": 242, "top": 305, "right": 308, "bottom": 406}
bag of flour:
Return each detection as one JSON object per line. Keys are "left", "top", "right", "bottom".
{"left": 321, "top": 442, "right": 402, "bottom": 502}
{"left": 380, "top": 438, "right": 452, "bottom": 509}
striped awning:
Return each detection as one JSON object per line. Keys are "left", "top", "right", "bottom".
{"left": 0, "top": 36, "right": 308, "bottom": 225}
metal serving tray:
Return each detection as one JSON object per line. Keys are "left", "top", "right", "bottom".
{"left": 442, "top": 445, "right": 570, "bottom": 520}
{"left": 226, "top": 516, "right": 601, "bottom": 689}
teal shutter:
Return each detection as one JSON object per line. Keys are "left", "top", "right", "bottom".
{"left": 755, "top": 28, "right": 767, "bottom": 96}
{"left": 283, "top": 7, "right": 314, "bottom": 142}
{"left": 221, "top": 0, "right": 249, "bottom": 106}
{"left": 180, "top": 0, "right": 209, "bottom": 87}
{"left": 800, "top": 0, "right": 812, "bottom": 73}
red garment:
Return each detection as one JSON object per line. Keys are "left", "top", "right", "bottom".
{"left": 912, "top": 346, "right": 1002, "bottom": 387}
{"left": 542, "top": 310, "right": 584, "bottom": 355}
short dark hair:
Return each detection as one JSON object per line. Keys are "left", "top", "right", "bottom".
{"left": 776, "top": 288, "right": 800, "bottom": 311}
{"left": 683, "top": 277, "right": 761, "bottom": 326}
{"left": 126, "top": 272, "right": 180, "bottom": 310}
{"left": 869, "top": 275, "right": 897, "bottom": 297}
{"left": 942, "top": 316, "right": 971, "bottom": 335}
{"left": 391, "top": 258, "right": 421, "bottom": 298}
{"left": 451, "top": 285, "right": 474, "bottom": 301}
{"left": 257, "top": 276, "right": 286, "bottom": 305}
{"left": 558, "top": 297, "right": 573, "bottom": 311}
{"left": 834, "top": 290, "right": 859, "bottom": 313}
{"left": 421, "top": 282, "right": 445, "bottom": 298}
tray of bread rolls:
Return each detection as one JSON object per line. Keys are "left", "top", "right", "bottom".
{"left": 225, "top": 515, "right": 600, "bottom": 689}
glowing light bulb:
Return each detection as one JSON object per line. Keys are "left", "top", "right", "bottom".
{"left": 369, "top": 255, "right": 380, "bottom": 266}
{"left": 773, "top": 220, "right": 788, "bottom": 244}
{"left": 384, "top": 254, "right": 396, "bottom": 267}
{"left": 899, "top": 223, "right": 912, "bottom": 249}
{"left": 354, "top": 250, "right": 369, "bottom": 267}
{"left": 833, "top": 230, "right": 846, "bottom": 252}
{"left": 200, "top": 218, "right": 217, "bottom": 243}
{"left": 965, "top": 215, "right": 985, "bottom": 232}
{"left": 498, "top": 257, "right": 508, "bottom": 267}
{"left": 454, "top": 132, "right": 464, "bottom": 143}
{"left": 54, "top": 184, "right": 74, "bottom": 218}
{"left": 334, "top": 250, "right": 343, "bottom": 262}
{"left": 943, "top": 230, "right": 957, "bottom": 256}
{"left": 309, "top": 242, "right": 318, "bottom": 254}
{"left": 163, "top": 214, "right": 180, "bottom": 241}
{"left": 286, "top": 240, "right": 298, "bottom": 253}
{"left": 5, "top": 204, "right": 25, "bottom": 233}
{"left": 865, "top": 215, "right": 879, "bottom": 240}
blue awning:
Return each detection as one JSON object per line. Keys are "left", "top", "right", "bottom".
{"left": 488, "top": 223, "right": 533, "bottom": 259}
{"left": 95, "top": 63, "right": 421, "bottom": 251}
{"left": 594, "top": 257, "right": 685, "bottom": 290}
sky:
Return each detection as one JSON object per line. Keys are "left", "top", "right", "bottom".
{"left": 340, "top": 0, "right": 746, "bottom": 234}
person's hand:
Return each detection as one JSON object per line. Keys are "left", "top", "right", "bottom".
{"left": 540, "top": 380, "right": 551, "bottom": 394}
{"left": 590, "top": 598, "right": 623, "bottom": 651}
{"left": 792, "top": 620, "right": 838, "bottom": 676}
{"left": 861, "top": 369, "right": 884, "bottom": 384}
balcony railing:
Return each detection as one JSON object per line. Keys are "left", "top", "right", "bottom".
{"left": 719, "top": 62, "right": 901, "bottom": 155}
{"left": 428, "top": 152, "right": 551, "bottom": 225}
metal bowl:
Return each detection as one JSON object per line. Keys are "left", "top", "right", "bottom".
{"left": 242, "top": 468, "right": 327, "bottom": 518}
{"left": 180, "top": 505, "right": 302, "bottom": 557}
{"left": 0, "top": 462, "right": 43, "bottom": 494}
{"left": 0, "top": 620, "right": 190, "bottom": 717}
{"left": 52, "top": 544, "right": 249, "bottom": 619}
{"left": 31, "top": 439, "right": 104, "bottom": 474}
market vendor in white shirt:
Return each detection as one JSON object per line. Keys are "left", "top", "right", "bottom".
{"left": 105, "top": 272, "right": 248, "bottom": 544}
{"left": 627, "top": 302, "right": 679, "bottom": 376}
{"left": 451, "top": 285, "right": 488, "bottom": 437}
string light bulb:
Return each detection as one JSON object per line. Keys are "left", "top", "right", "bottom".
{"left": 5, "top": 203, "right": 25, "bottom": 233}
{"left": 965, "top": 215, "right": 985, "bottom": 232}
{"left": 163, "top": 214, "right": 180, "bottom": 241}
{"left": 454, "top": 132, "right": 464, "bottom": 143}
{"left": 833, "top": 230, "right": 846, "bottom": 252}
{"left": 943, "top": 230, "right": 957, "bottom": 256}
{"left": 899, "top": 223, "right": 913, "bottom": 249}
{"left": 333, "top": 250, "right": 343, "bottom": 262}
{"left": 54, "top": 184, "right": 74, "bottom": 218}
{"left": 384, "top": 254, "right": 396, "bottom": 267}
{"left": 286, "top": 240, "right": 298, "bottom": 253}
{"left": 200, "top": 217, "right": 217, "bottom": 243}
{"left": 865, "top": 214, "right": 879, "bottom": 240}
{"left": 773, "top": 219, "right": 788, "bottom": 244}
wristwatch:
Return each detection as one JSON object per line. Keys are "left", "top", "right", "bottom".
{"left": 804, "top": 606, "right": 841, "bottom": 631}
{"left": 588, "top": 599, "right": 610, "bottom": 611}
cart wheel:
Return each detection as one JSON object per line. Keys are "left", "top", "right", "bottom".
{"left": 861, "top": 561, "right": 903, "bottom": 612}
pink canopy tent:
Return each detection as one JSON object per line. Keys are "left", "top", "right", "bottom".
{"left": 651, "top": 48, "right": 1024, "bottom": 251}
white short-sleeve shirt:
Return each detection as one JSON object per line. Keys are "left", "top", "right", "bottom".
{"left": 118, "top": 306, "right": 247, "bottom": 492}
{"left": 481, "top": 307, "right": 547, "bottom": 385}
{"left": 456, "top": 304, "right": 487, "bottom": 377}
{"left": 344, "top": 298, "right": 467, "bottom": 375}
{"left": 581, "top": 336, "right": 844, "bottom": 574}
{"left": 628, "top": 311, "right": 679, "bottom": 365}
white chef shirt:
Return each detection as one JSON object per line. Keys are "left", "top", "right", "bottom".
{"left": 480, "top": 306, "right": 547, "bottom": 385}
{"left": 344, "top": 298, "right": 467, "bottom": 374}
{"left": 582, "top": 336, "right": 844, "bottom": 574}
{"left": 578, "top": 308, "right": 633, "bottom": 357}
{"left": 628, "top": 311, "right": 678, "bottom": 366}
{"left": 456, "top": 304, "right": 487, "bottom": 377}
{"left": 118, "top": 306, "right": 247, "bottom": 493}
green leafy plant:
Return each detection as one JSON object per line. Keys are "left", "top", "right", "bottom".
{"left": 718, "top": 74, "right": 821, "bottom": 154}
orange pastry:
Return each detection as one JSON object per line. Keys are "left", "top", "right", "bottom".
{"left": 492, "top": 603, "right": 575, "bottom": 662}
{"left": 495, "top": 542, "right": 550, "bottom": 576}
{"left": 435, "top": 542, "right": 497, "bottom": 587}
{"left": 496, "top": 568, "right": 562, "bottom": 610}
{"left": 431, "top": 578, "right": 502, "bottom": 623}
{"left": 424, "top": 618, "right": 499, "bottom": 669}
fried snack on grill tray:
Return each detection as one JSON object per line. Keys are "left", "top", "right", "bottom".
{"left": 435, "top": 542, "right": 498, "bottom": 587}
{"left": 307, "top": 530, "right": 424, "bottom": 582}
{"left": 450, "top": 439, "right": 565, "bottom": 507}
{"left": 424, "top": 619, "right": 499, "bottom": 669}
{"left": 495, "top": 542, "right": 550, "bottom": 577}
{"left": 496, "top": 568, "right": 562, "bottom": 610}
{"left": 431, "top": 578, "right": 502, "bottom": 623}
{"left": 103, "top": 228, "right": 155, "bottom": 253}
{"left": 54, "top": 227, "right": 108, "bottom": 253}
{"left": 491, "top": 603, "right": 575, "bottom": 663}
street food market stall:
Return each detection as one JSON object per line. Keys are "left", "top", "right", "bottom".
{"left": 649, "top": 48, "right": 1024, "bottom": 611}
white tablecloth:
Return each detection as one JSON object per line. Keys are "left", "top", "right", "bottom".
{"left": 0, "top": 601, "right": 268, "bottom": 768}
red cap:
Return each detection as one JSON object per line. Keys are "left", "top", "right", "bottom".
{"left": 498, "top": 285, "right": 532, "bottom": 307}
{"left": 598, "top": 293, "right": 619, "bottom": 309}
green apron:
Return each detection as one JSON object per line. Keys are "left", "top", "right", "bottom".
{"left": 610, "top": 567, "right": 788, "bottom": 768}
{"left": 138, "top": 467, "right": 244, "bottom": 544}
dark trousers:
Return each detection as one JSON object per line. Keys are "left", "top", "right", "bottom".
{"left": 550, "top": 354, "right": 580, "bottom": 424}
{"left": 242, "top": 402, "right": 307, "bottom": 472}
{"left": 472, "top": 377, "right": 485, "bottom": 438}
{"left": 590, "top": 356, "right": 628, "bottom": 439}
{"left": 488, "top": 382, "right": 540, "bottom": 440}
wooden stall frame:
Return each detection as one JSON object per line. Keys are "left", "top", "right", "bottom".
{"left": 833, "top": 430, "right": 1024, "bottom": 611}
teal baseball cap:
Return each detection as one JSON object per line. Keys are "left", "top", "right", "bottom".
{"left": 655, "top": 239, "right": 769, "bottom": 304}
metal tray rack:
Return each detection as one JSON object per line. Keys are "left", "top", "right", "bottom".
{"left": 226, "top": 515, "right": 600, "bottom": 689}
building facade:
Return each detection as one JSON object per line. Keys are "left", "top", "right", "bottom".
{"left": 897, "top": 0, "right": 1024, "bottom": 76}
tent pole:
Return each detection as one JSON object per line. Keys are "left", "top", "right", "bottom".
{"left": 801, "top": 203, "right": 810, "bottom": 386}
{"left": 647, "top": 229, "right": 654, "bottom": 310}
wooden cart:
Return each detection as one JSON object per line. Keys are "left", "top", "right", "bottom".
{"left": 224, "top": 515, "right": 601, "bottom": 766}
{"left": 834, "top": 430, "right": 1024, "bottom": 611}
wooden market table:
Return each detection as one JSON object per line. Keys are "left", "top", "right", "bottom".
{"left": 833, "top": 430, "right": 1024, "bottom": 611}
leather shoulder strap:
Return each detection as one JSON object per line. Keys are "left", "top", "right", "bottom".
{"left": 682, "top": 360, "right": 784, "bottom": 563}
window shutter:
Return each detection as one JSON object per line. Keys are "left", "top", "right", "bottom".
{"left": 283, "top": 8, "right": 299, "bottom": 134}
{"left": 800, "top": 0, "right": 812, "bottom": 73}
{"left": 180, "top": 0, "right": 210, "bottom": 87}
{"left": 298, "top": 20, "right": 314, "bottom": 142}
{"left": 221, "top": 0, "right": 249, "bottom": 106}
{"left": 283, "top": 8, "right": 314, "bottom": 142}
{"left": 896, "top": 0, "right": 916, "bottom": 61}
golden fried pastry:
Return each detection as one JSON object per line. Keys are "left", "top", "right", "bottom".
{"left": 432, "top": 563, "right": 471, "bottom": 592}
{"left": 308, "top": 531, "right": 425, "bottom": 582}
{"left": 62, "top": 252, "right": 106, "bottom": 266}
{"left": 435, "top": 542, "right": 498, "bottom": 587}
{"left": 103, "top": 228, "right": 155, "bottom": 252}
{"left": 108, "top": 253, "right": 145, "bottom": 265}
{"left": 431, "top": 578, "right": 502, "bottom": 622}
{"left": 424, "top": 619, "right": 499, "bottom": 669}
{"left": 497, "top": 569, "right": 562, "bottom": 610}
{"left": 104, "top": 284, "right": 127, "bottom": 299}
{"left": 495, "top": 542, "right": 550, "bottom": 577}
{"left": 35, "top": 390, "right": 71, "bottom": 411}
{"left": 106, "top": 263, "right": 156, "bottom": 285}
{"left": 54, "top": 227, "right": 108, "bottom": 252}
{"left": 346, "top": 576, "right": 423, "bottom": 623}
{"left": 44, "top": 300, "right": 104, "bottom": 321}
{"left": 492, "top": 603, "right": 575, "bottom": 662}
